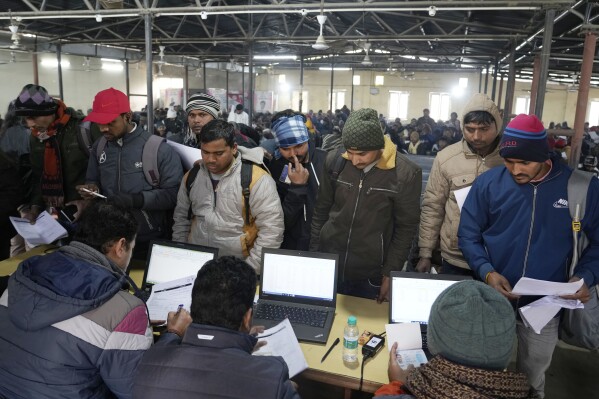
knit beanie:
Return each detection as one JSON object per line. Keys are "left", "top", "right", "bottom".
{"left": 342, "top": 108, "right": 385, "bottom": 151}
{"left": 427, "top": 280, "right": 516, "bottom": 370}
{"left": 272, "top": 114, "right": 310, "bottom": 148}
{"left": 14, "top": 84, "right": 58, "bottom": 116}
{"left": 499, "top": 114, "right": 549, "bottom": 162}
{"left": 186, "top": 92, "right": 220, "bottom": 119}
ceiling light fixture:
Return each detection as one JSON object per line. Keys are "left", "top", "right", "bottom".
{"left": 95, "top": 14, "right": 103, "bottom": 22}
{"left": 428, "top": 6, "right": 437, "bottom": 17}
{"left": 361, "top": 42, "right": 373, "bottom": 66}
{"left": 312, "top": 15, "right": 329, "bottom": 50}
{"left": 200, "top": 11, "right": 208, "bottom": 20}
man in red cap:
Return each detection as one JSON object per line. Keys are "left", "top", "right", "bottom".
{"left": 458, "top": 114, "right": 599, "bottom": 398}
{"left": 78, "top": 88, "right": 183, "bottom": 254}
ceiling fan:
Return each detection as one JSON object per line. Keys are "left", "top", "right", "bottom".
{"left": 312, "top": 15, "right": 329, "bottom": 50}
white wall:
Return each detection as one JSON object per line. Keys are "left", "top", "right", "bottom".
{"left": 1, "top": 49, "right": 597, "bottom": 127}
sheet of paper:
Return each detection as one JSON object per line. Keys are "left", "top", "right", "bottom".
{"left": 253, "top": 318, "right": 308, "bottom": 378}
{"left": 385, "top": 323, "right": 422, "bottom": 351}
{"left": 166, "top": 139, "right": 201, "bottom": 170}
{"left": 527, "top": 295, "right": 584, "bottom": 310}
{"left": 396, "top": 349, "right": 428, "bottom": 370}
{"left": 9, "top": 211, "right": 68, "bottom": 247}
{"left": 511, "top": 277, "right": 584, "bottom": 296}
{"left": 146, "top": 275, "right": 195, "bottom": 321}
{"left": 453, "top": 186, "right": 471, "bottom": 212}
{"left": 519, "top": 302, "right": 562, "bottom": 334}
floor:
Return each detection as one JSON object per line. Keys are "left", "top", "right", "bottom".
{"left": 295, "top": 341, "right": 599, "bottom": 399}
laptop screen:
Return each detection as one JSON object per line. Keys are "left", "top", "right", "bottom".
{"left": 142, "top": 240, "right": 218, "bottom": 288}
{"left": 390, "top": 272, "right": 471, "bottom": 325}
{"left": 260, "top": 249, "right": 338, "bottom": 303}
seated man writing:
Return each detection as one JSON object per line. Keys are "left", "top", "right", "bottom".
{"left": 133, "top": 256, "right": 300, "bottom": 399}
{"left": 0, "top": 201, "right": 182, "bottom": 398}
{"left": 374, "top": 281, "right": 537, "bottom": 399}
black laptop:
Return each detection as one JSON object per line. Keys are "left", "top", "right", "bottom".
{"left": 140, "top": 240, "right": 219, "bottom": 292}
{"left": 252, "top": 248, "right": 339, "bottom": 344}
{"left": 389, "top": 271, "right": 472, "bottom": 349}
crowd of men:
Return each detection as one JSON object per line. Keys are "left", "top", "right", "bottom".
{"left": 0, "top": 83, "right": 597, "bottom": 399}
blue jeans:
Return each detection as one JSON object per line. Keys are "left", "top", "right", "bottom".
{"left": 337, "top": 278, "right": 381, "bottom": 300}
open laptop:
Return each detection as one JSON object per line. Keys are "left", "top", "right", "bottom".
{"left": 140, "top": 240, "right": 219, "bottom": 292}
{"left": 389, "top": 271, "right": 472, "bottom": 349}
{"left": 252, "top": 248, "right": 338, "bottom": 344}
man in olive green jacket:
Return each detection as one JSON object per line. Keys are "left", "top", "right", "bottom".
{"left": 416, "top": 94, "right": 503, "bottom": 275}
{"left": 310, "top": 108, "right": 422, "bottom": 302}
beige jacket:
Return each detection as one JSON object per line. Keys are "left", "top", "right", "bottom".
{"left": 418, "top": 93, "right": 503, "bottom": 269}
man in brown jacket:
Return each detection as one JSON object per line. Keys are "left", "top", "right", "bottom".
{"left": 416, "top": 93, "right": 503, "bottom": 275}
{"left": 310, "top": 108, "right": 422, "bottom": 302}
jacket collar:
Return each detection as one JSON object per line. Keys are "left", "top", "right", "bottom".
{"left": 182, "top": 323, "right": 257, "bottom": 354}
{"left": 341, "top": 135, "right": 396, "bottom": 171}
{"left": 461, "top": 135, "right": 501, "bottom": 159}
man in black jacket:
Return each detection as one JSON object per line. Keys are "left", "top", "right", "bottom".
{"left": 133, "top": 256, "right": 300, "bottom": 399}
{"left": 268, "top": 111, "right": 326, "bottom": 250}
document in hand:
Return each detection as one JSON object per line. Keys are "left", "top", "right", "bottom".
{"left": 519, "top": 296, "right": 584, "bottom": 334}
{"left": 166, "top": 140, "right": 201, "bottom": 170}
{"left": 253, "top": 318, "right": 308, "bottom": 378}
{"left": 385, "top": 323, "right": 428, "bottom": 370}
{"left": 9, "top": 211, "right": 68, "bottom": 247}
{"left": 511, "top": 277, "right": 584, "bottom": 296}
{"left": 145, "top": 275, "right": 195, "bottom": 321}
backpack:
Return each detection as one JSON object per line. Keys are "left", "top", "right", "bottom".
{"left": 559, "top": 169, "right": 599, "bottom": 350}
{"left": 95, "top": 134, "right": 164, "bottom": 187}
{"left": 184, "top": 159, "right": 269, "bottom": 225}
{"left": 77, "top": 121, "right": 95, "bottom": 156}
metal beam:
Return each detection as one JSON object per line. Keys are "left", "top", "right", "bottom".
{"left": 533, "top": 8, "right": 556, "bottom": 120}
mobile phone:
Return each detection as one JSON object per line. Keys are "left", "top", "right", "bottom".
{"left": 60, "top": 204, "right": 78, "bottom": 223}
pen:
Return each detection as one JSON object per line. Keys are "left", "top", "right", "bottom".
{"left": 176, "top": 304, "right": 184, "bottom": 314}
{"left": 321, "top": 337, "right": 340, "bottom": 363}
{"left": 81, "top": 187, "right": 107, "bottom": 199}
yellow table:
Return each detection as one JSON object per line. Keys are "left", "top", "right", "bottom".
{"left": 2, "top": 250, "right": 389, "bottom": 396}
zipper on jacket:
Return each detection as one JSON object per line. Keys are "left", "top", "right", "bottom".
{"left": 336, "top": 179, "right": 353, "bottom": 189}
{"left": 517, "top": 185, "right": 537, "bottom": 310}
{"left": 117, "top": 142, "right": 122, "bottom": 192}
{"left": 342, "top": 172, "right": 364, "bottom": 282}
{"left": 380, "top": 233, "right": 385, "bottom": 269}
{"left": 367, "top": 187, "right": 399, "bottom": 195}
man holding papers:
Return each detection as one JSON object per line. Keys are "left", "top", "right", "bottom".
{"left": 0, "top": 202, "right": 160, "bottom": 398}
{"left": 133, "top": 256, "right": 300, "bottom": 399}
{"left": 458, "top": 114, "right": 599, "bottom": 398}
{"left": 416, "top": 93, "right": 503, "bottom": 276}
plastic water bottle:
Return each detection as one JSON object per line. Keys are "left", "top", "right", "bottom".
{"left": 342, "top": 315, "right": 359, "bottom": 363}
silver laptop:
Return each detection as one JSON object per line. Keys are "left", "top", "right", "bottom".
{"left": 252, "top": 248, "right": 338, "bottom": 344}
{"left": 389, "top": 271, "right": 471, "bottom": 349}
{"left": 141, "top": 240, "right": 219, "bottom": 291}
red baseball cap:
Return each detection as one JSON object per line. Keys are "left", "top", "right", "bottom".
{"left": 84, "top": 88, "right": 131, "bottom": 124}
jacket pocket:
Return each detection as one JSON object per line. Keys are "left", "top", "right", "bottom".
{"left": 450, "top": 174, "right": 475, "bottom": 191}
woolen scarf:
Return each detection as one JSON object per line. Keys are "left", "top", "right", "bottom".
{"left": 406, "top": 356, "right": 539, "bottom": 399}
{"left": 31, "top": 100, "right": 71, "bottom": 209}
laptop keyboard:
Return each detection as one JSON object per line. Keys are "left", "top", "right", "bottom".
{"left": 255, "top": 303, "right": 328, "bottom": 328}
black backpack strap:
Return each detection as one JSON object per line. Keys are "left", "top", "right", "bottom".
{"left": 241, "top": 160, "right": 253, "bottom": 225}
{"left": 95, "top": 136, "right": 108, "bottom": 163}
{"left": 77, "top": 121, "right": 93, "bottom": 157}
{"left": 328, "top": 146, "right": 347, "bottom": 191}
{"left": 185, "top": 164, "right": 201, "bottom": 220}
{"left": 143, "top": 135, "right": 164, "bottom": 188}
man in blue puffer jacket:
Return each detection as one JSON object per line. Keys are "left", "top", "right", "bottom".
{"left": 0, "top": 202, "right": 156, "bottom": 398}
{"left": 458, "top": 114, "right": 599, "bottom": 399}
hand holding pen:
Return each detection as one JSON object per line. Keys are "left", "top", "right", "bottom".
{"left": 166, "top": 304, "right": 192, "bottom": 337}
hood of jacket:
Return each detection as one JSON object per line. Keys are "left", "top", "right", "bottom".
{"left": 238, "top": 145, "right": 267, "bottom": 165}
{"left": 462, "top": 93, "right": 503, "bottom": 134}
{"left": 7, "top": 241, "right": 126, "bottom": 331}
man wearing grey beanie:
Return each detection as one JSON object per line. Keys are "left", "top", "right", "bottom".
{"left": 310, "top": 108, "right": 422, "bottom": 302}
{"left": 374, "top": 281, "right": 537, "bottom": 399}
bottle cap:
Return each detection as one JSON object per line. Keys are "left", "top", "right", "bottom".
{"left": 348, "top": 315, "right": 357, "bottom": 325}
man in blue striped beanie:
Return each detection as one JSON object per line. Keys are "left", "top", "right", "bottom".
{"left": 268, "top": 111, "right": 327, "bottom": 250}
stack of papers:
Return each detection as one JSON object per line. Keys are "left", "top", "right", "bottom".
{"left": 253, "top": 319, "right": 308, "bottom": 378}
{"left": 513, "top": 277, "right": 584, "bottom": 334}
{"left": 146, "top": 275, "right": 195, "bottom": 321}
{"left": 9, "top": 211, "right": 68, "bottom": 247}
{"left": 385, "top": 323, "right": 428, "bottom": 369}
